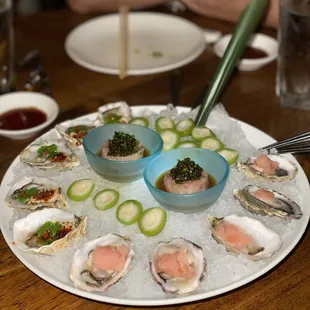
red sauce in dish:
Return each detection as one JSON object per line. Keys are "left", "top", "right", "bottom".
{"left": 0, "top": 107, "right": 47, "bottom": 130}
{"left": 242, "top": 47, "right": 268, "bottom": 59}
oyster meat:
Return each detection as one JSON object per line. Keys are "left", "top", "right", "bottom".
{"left": 97, "top": 101, "right": 132, "bottom": 125}
{"left": 6, "top": 176, "right": 68, "bottom": 210}
{"left": 13, "top": 208, "right": 87, "bottom": 254}
{"left": 150, "top": 238, "right": 206, "bottom": 294}
{"left": 56, "top": 120, "right": 96, "bottom": 148}
{"left": 233, "top": 185, "right": 303, "bottom": 220}
{"left": 70, "top": 233, "right": 134, "bottom": 292}
{"left": 20, "top": 140, "right": 79, "bottom": 170}
{"left": 237, "top": 153, "right": 297, "bottom": 182}
{"left": 209, "top": 214, "right": 282, "bottom": 260}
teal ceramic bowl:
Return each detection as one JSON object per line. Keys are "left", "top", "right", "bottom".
{"left": 83, "top": 124, "right": 163, "bottom": 183}
{"left": 144, "top": 148, "right": 229, "bottom": 213}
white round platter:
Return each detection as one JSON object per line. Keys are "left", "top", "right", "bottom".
{"left": 0, "top": 105, "right": 309, "bottom": 306}
{"left": 65, "top": 12, "right": 206, "bottom": 75}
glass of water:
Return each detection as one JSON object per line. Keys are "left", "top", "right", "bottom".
{"left": 277, "top": 0, "right": 310, "bottom": 110}
{"left": 0, "top": 0, "right": 14, "bottom": 94}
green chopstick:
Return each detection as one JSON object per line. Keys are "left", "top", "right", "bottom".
{"left": 195, "top": 0, "right": 269, "bottom": 126}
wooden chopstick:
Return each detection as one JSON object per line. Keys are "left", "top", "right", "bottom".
{"left": 119, "top": 5, "right": 129, "bottom": 80}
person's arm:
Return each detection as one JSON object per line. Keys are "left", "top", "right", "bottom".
{"left": 182, "top": 0, "right": 279, "bottom": 28}
{"left": 67, "top": 0, "right": 167, "bottom": 14}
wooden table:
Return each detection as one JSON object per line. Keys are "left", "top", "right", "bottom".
{"left": 1, "top": 8, "right": 309, "bottom": 310}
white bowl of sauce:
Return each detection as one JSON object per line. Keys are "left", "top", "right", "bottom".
{"left": 0, "top": 92, "right": 59, "bottom": 140}
{"left": 214, "top": 33, "right": 278, "bottom": 71}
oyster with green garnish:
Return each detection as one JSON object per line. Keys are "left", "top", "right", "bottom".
{"left": 20, "top": 140, "right": 79, "bottom": 170}
{"left": 101, "top": 131, "right": 144, "bottom": 161}
{"left": 56, "top": 120, "right": 96, "bottom": 148}
{"left": 13, "top": 208, "right": 87, "bottom": 254}
{"left": 97, "top": 101, "right": 132, "bottom": 125}
{"left": 6, "top": 176, "right": 68, "bottom": 210}
{"left": 163, "top": 158, "right": 209, "bottom": 194}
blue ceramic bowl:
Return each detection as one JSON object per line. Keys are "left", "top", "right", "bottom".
{"left": 83, "top": 124, "right": 163, "bottom": 183}
{"left": 144, "top": 148, "right": 229, "bottom": 213}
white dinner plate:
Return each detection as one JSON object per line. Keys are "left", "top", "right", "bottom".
{"left": 0, "top": 106, "right": 309, "bottom": 306}
{"left": 65, "top": 12, "right": 206, "bottom": 75}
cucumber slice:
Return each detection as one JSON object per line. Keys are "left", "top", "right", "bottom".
{"left": 160, "top": 129, "right": 181, "bottom": 152}
{"left": 176, "top": 140, "right": 199, "bottom": 148}
{"left": 116, "top": 200, "right": 143, "bottom": 225}
{"left": 67, "top": 179, "right": 95, "bottom": 202}
{"left": 94, "top": 189, "right": 119, "bottom": 211}
{"left": 176, "top": 119, "right": 195, "bottom": 137}
{"left": 129, "top": 117, "right": 149, "bottom": 127}
{"left": 217, "top": 148, "right": 239, "bottom": 165}
{"left": 191, "top": 126, "right": 215, "bottom": 141}
{"left": 138, "top": 207, "right": 167, "bottom": 237}
{"left": 155, "top": 117, "right": 175, "bottom": 133}
{"left": 200, "top": 137, "right": 224, "bottom": 151}
{"left": 103, "top": 113, "right": 121, "bottom": 124}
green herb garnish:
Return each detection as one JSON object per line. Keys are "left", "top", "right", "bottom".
{"left": 36, "top": 221, "right": 62, "bottom": 245}
{"left": 152, "top": 51, "right": 163, "bottom": 58}
{"left": 67, "top": 125, "right": 89, "bottom": 133}
{"left": 17, "top": 187, "right": 39, "bottom": 203}
{"left": 170, "top": 158, "right": 203, "bottom": 184}
{"left": 37, "top": 144, "right": 58, "bottom": 159}
{"left": 108, "top": 131, "right": 139, "bottom": 157}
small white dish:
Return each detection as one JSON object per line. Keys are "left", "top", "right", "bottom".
{"left": 0, "top": 92, "right": 59, "bottom": 140}
{"left": 214, "top": 33, "right": 278, "bottom": 71}
{"left": 65, "top": 12, "right": 206, "bottom": 76}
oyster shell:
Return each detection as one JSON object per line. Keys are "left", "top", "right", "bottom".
{"left": 209, "top": 214, "right": 282, "bottom": 260}
{"left": 233, "top": 185, "right": 303, "bottom": 220}
{"left": 13, "top": 208, "right": 87, "bottom": 254}
{"left": 6, "top": 176, "right": 68, "bottom": 210}
{"left": 70, "top": 233, "right": 134, "bottom": 292}
{"left": 56, "top": 119, "right": 97, "bottom": 148}
{"left": 237, "top": 154, "right": 297, "bottom": 182}
{"left": 150, "top": 238, "right": 206, "bottom": 294}
{"left": 20, "top": 140, "right": 79, "bottom": 170}
{"left": 97, "top": 101, "right": 132, "bottom": 125}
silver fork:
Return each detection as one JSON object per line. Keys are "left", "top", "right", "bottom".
{"left": 259, "top": 132, "right": 310, "bottom": 154}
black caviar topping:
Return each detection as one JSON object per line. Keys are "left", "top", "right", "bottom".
{"left": 108, "top": 131, "right": 139, "bottom": 157}
{"left": 170, "top": 158, "right": 203, "bottom": 184}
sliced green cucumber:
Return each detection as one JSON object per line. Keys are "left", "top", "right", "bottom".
{"left": 103, "top": 113, "right": 121, "bottom": 124}
{"left": 176, "top": 140, "right": 199, "bottom": 148}
{"left": 200, "top": 137, "right": 224, "bottom": 152}
{"left": 155, "top": 117, "right": 175, "bottom": 133}
{"left": 176, "top": 118, "right": 195, "bottom": 137}
{"left": 129, "top": 117, "right": 149, "bottom": 127}
{"left": 217, "top": 148, "right": 239, "bottom": 165}
{"left": 116, "top": 200, "right": 143, "bottom": 225}
{"left": 191, "top": 126, "right": 215, "bottom": 141}
{"left": 93, "top": 189, "right": 119, "bottom": 211}
{"left": 160, "top": 129, "right": 181, "bottom": 152}
{"left": 67, "top": 179, "right": 95, "bottom": 202}
{"left": 138, "top": 207, "right": 167, "bottom": 237}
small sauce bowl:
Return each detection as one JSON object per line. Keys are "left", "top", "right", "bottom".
{"left": 214, "top": 33, "right": 278, "bottom": 71}
{"left": 0, "top": 92, "right": 59, "bottom": 140}
{"left": 144, "top": 148, "right": 229, "bottom": 213}
{"left": 83, "top": 124, "right": 163, "bottom": 183}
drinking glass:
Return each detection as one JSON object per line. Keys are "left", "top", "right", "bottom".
{"left": 277, "top": 0, "right": 310, "bottom": 110}
{"left": 0, "top": 0, "right": 14, "bottom": 94}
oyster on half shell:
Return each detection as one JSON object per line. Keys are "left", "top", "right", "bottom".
{"left": 237, "top": 153, "right": 297, "bottom": 182}
{"left": 233, "top": 185, "right": 303, "bottom": 220}
{"left": 13, "top": 208, "right": 87, "bottom": 254}
{"left": 97, "top": 101, "right": 132, "bottom": 125}
{"left": 209, "top": 214, "right": 282, "bottom": 260}
{"left": 20, "top": 140, "right": 79, "bottom": 170}
{"left": 6, "top": 176, "right": 68, "bottom": 210}
{"left": 150, "top": 238, "right": 206, "bottom": 295}
{"left": 56, "top": 119, "right": 97, "bottom": 148}
{"left": 70, "top": 234, "right": 134, "bottom": 292}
